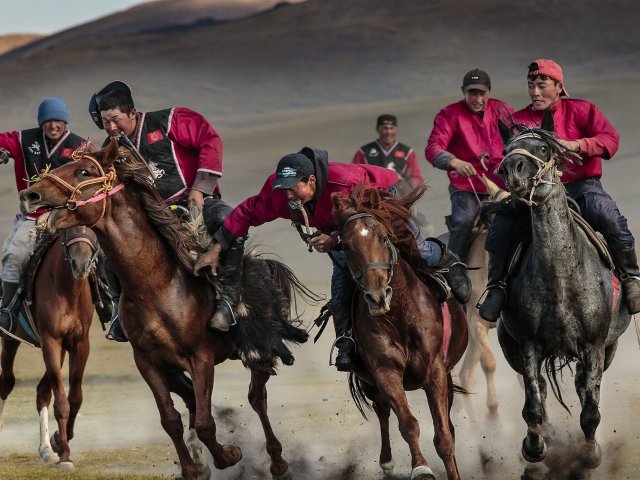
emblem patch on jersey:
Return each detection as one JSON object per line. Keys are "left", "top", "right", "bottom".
{"left": 386, "top": 162, "right": 397, "bottom": 171}
{"left": 368, "top": 148, "right": 379, "bottom": 157}
{"left": 61, "top": 148, "right": 74, "bottom": 158}
{"left": 28, "top": 141, "right": 41, "bottom": 155}
{"left": 148, "top": 161, "right": 165, "bottom": 179}
{"left": 146, "top": 129, "right": 164, "bottom": 144}
{"left": 394, "top": 150, "right": 405, "bottom": 158}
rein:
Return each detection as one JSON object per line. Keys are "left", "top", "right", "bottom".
{"left": 343, "top": 213, "right": 398, "bottom": 291}
{"left": 37, "top": 155, "right": 124, "bottom": 228}
{"left": 499, "top": 132, "right": 561, "bottom": 207}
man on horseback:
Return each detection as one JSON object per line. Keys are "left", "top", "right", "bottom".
{"left": 353, "top": 114, "right": 433, "bottom": 235}
{"left": 193, "top": 148, "right": 471, "bottom": 371}
{"left": 0, "top": 98, "right": 91, "bottom": 338}
{"left": 479, "top": 59, "right": 640, "bottom": 320}
{"left": 89, "top": 81, "right": 230, "bottom": 342}
{"left": 425, "top": 68, "right": 514, "bottom": 264}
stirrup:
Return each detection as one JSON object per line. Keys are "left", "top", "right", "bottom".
{"left": 329, "top": 333, "right": 356, "bottom": 368}
{"left": 475, "top": 281, "right": 507, "bottom": 310}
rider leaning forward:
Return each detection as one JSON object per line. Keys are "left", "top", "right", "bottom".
{"left": 89, "top": 81, "right": 230, "bottom": 342}
{"left": 478, "top": 59, "right": 640, "bottom": 320}
{"left": 194, "top": 148, "right": 472, "bottom": 371}
{"left": 0, "top": 98, "right": 93, "bottom": 338}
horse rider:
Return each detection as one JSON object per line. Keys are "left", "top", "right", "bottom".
{"left": 479, "top": 59, "right": 640, "bottom": 320}
{"left": 0, "top": 98, "right": 97, "bottom": 338}
{"left": 425, "top": 68, "right": 514, "bottom": 265}
{"left": 89, "top": 81, "right": 229, "bottom": 342}
{"left": 353, "top": 114, "right": 433, "bottom": 234}
{"left": 193, "top": 148, "right": 472, "bottom": 371}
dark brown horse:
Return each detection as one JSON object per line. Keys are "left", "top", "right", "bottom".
{"left": 19, "top": 139, "right": 315, "bottom": 480}
{"left": 331, "top": 184, "right": 468, "bottom": 480}
{"left": 0, "top": 226, "right": 98, "bottom": 469}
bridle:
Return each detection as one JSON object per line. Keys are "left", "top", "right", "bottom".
{"left": 61, "top": 227, "right": 100, "bottom": 268}
{"left": 498, "top": 132, "right": 561, "bottom": 207}
{"left": 35, "top": 154, "right": 125, "bottom": 228}
{"left": 342, "top": 213, "right": 398, "bottom": 292}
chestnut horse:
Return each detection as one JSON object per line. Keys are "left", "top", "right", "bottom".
{"left": 332, "top": 184, "right": 468, "bottom": 480}
{"left": 19, "top": 139, "right": 315, "bottom": 480}
{"left": 0, "top": 226, "right": 98, "bottom": 468}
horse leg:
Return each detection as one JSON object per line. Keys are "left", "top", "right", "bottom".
{"left": 0, "top": 338, "right": 20, "bottom": 431}
{"left": 519, "top": 343, "right": 546, "bottom": 464}
{"left": 476, "top": 324, "right": 498, "bottom": 418}
{"left": 187, "top": 350, "right": 242, "bottom": 471}
{"left": 165, "top": 370, "right": 211, "bottom": 480}
{"left": 373, "top": 368, "right": 434, "bottom": 480}
{"left": 575, "top": 346, "right": 605, "bottom": 469}
{"left": 132, "top": 350, "right": 200, "bottom": 480}
{"left": 361, "top": 382, "right": 394, "bottom": 479}
{"left": 458, "top": 326, "right": 481, "bottom": 420}
{"left": 36, "top": 373, "right": 58, "bottom": 464}
{"left": 248, "top": 369, "right": 289, "bottom": 480}
{"left": 65, "top": 339, "right": 90, "bottom": 448}
{"left": 41, "top": 339, "right": 74, "bottom": 467}
{"left": 424, "top": 365, "right": 461, "bottom": 480}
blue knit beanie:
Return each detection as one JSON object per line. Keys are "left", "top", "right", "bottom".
{"left": 37, "top": 97, "right": 70, "bottom": 125}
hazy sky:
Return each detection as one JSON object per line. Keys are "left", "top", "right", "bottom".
{"left": 1, "top": 0, "right": 150, "bottom": 35}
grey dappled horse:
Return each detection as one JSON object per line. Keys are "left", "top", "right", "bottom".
{"left": 495, "top": 118, "right": 631, "bottom": 468}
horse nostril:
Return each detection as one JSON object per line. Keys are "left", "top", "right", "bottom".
{"left": 384, "top": 286, "right": 392, "bottom": 302}
{"left": 516, "top": 161, "right": 524, "bottom": 174}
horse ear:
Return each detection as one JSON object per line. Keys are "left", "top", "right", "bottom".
{"left": 541, "top": 109, "right": 554, "bottom": 133}
{"left": 102, "top": 138, "right": 119, "bottom": 167}
{"left": 369, "top": 188, "right": 382, "bottom": 208}
{"left": 498, "top": 119, "right": 512, "bottom": 145}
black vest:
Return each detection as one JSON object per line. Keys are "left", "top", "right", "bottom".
{"left": 103, "top": 109, "right": 186, "bottom": 201}
{"left": 20, "top": 128, "right": 84, "bottom": 184}
{"left": 360, "top": 141, "right": 412, "bottom": 180}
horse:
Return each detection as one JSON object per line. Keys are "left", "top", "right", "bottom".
{"left": 0, "top": 226, "right": 99, "bottom": 469}
{"left": 494, "top": 120, "right": 631, "bottom": 467}
{"left": 18, "top": 138, "right": 317, "bottom": 480}
{"left": 331, "top": 183, "right": 468, "bottom": 480}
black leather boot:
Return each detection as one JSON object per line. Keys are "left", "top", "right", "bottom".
{"left": 330, "top": 302, "right": 355, "bottom": 372}
{"left": 105, "top": 293, "right": 128, "bottom": 342}
{"left": 611, "top": 247, "right": 640, "bottom": 315}
{"left": 94, "top": 253, "right": 115, "bottom": 330}
{"left": 429, "top": 237, "right": 471, "bottom": 303}
{"left": 208, "top": 237, "right": 245, "bottom": 332}
{"left": 478, "top": 252, "right": 510, "bottom": 322}
{"left": 0, "top": 281, "right": 20, "bottom": 338}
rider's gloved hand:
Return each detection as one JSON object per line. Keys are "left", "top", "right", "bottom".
{"left": 0, "top": 148, "right": 12, "bottom": 165}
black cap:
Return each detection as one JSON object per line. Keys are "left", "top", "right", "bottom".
{"left": 376, "top": 114, "right": 397, "bottom": 127}
{"left": 88, "top": 81, "right": 132, "bottom": 130}
{"left": 273, "top": 153, "right": 315, "bottom": 189}
{"left": 462, "top": 69, "right": 491, "bottom": 93}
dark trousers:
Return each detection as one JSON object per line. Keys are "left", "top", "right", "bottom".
{"left": 448, "top": 187, "right": 488, "bottom": 261}
{"left": 202, "top": 195, "right": 233, "bottom": 236}
{"left": 486, "top": 177, "right": 635, "bottom": 255}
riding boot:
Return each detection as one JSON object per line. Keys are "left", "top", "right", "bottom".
{"left": 611, "top": 247, "right": 640, "bottom": 315}
{"left": 208, "top": 237, "right": 245, "bottom": 332}
{"left": 105, "top": 293, "right": 128, "bottom": 342}
{"left": 331, "top": 302, "right": 355, "bottom": 372}
{"left": 94, "top": 253, "right": 115, "bottom": 330}
{"left": 0, "top": 281, "right": 20, "bottom": 338}
{"left": 478, "top": 252, "right": 510, "bottom": 322}
{"left": 428, "top": 237, "right": 471, "bottom": 303}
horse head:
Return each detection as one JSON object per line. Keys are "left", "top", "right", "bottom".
{"left": 332, "top": 187, "right": 399, "bottom": 315}
{"left": 497, "top": 112, "right": 579, "bottom": 206}
{"left": 61, "top": 227, "right": 100, "bottom": 279}
{"left": 19, "top": 139, "right": 122, "bottom": 234}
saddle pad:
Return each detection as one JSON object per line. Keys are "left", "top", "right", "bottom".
{"left": 442, "top": 302, "right": 451, "bottom": 358}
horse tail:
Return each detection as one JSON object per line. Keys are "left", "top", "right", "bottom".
{"left": 543, "top": 355, "right": 571, "bottom": 414}
{"left": 348, "top": 373, "right": 373, "bottom": 420}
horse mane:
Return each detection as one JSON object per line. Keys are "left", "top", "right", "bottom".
{"left": 107, "top": 147, "right": 205, "bottom": 273}
{"left": 332, "top": 182, "right": 432, "bottom": 277}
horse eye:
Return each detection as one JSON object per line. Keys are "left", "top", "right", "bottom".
{"left": 79, "top": 169, "right": 91, "bottom": 177}
{"left": 540, "top": 146, "right": 548, "bottom": 153}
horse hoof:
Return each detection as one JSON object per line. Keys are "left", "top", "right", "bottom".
{"left": 272, "top": 470, "right": 292, "bottom": 480}
{"left": 521, "top": 435, "right": 546, "bottom": 463}
{"left": 50, "top": 432, "right": 59, "bottom": 453}
{"left": 380, "top": 459, "right": 395, "bottom": 478}
{"left": 57, "top": 461, "right": 75, "bottom": 470}
{"left": 39, "top": 446, "right": 59, "bottom": 465}
{"left": 411, "top": 465, "right": 436, "bottom": 480}
{"left": 580, "top": 441, "right": 602, "bottom": 469}
{"left": 213, "top": 444, "right": 242, "bottom": 469}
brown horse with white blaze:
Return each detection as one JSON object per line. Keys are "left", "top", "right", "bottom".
{"left": 0, "top": 226, "right": 98, "bottom": 469}
{"left": 332, "top": 184, "right": 468, "bottom": 480}
{"left": 18, "top": 139, "right": 313, "bottom": 480}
